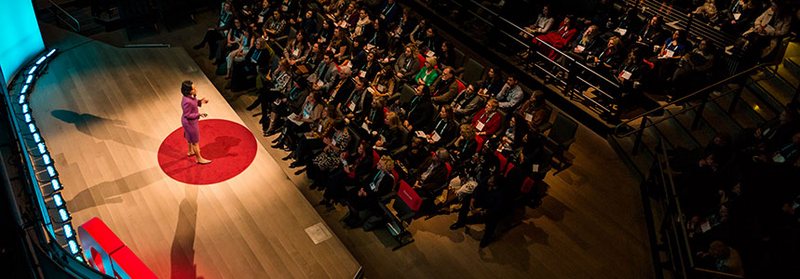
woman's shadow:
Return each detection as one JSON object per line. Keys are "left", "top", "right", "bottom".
{"left": 51, "top": 109, "right": 160, "bottom": 151}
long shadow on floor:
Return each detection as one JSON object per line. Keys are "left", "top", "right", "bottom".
{"left": 67, "top": 167, "right": 162, "bottom": 212}
{"left": 170, "top": 186, "right": 202, "bottom": 279}
{"left": 51, "top": 109, "right": 160, "bottom": 151}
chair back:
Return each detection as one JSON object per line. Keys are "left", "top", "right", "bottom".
{"left": 461, "top": 58, "right": 485, "bottom": 83}
{"left": 399, "top": 84, "right": 417, "bottom": 104}
{"left": 520, "top": 176, "right": 536, "bottom": 194}
{"left": 455, "top": 79, "right": 466, "bottom": 93}
{"left": 397, "top": 180, "right": 422, "bottom": 212}
{"left": 547, "top": 112, "right": 578, "bottom": 148}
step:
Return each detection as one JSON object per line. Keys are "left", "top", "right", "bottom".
{"left": 711, "top": 89, "right": 766, "bottom": 129}
{"left": 755, "top": 72, "right": 795, "bottom": 110}
{"left": 740, "top": 87, "right": 779, "bottom": 121}
{"left": 698, "top": 98, "right": 744, "bottom": 137}
{"left": 669, "top": 108, "right": 716, "bottom": 146}
{"left": 782, "top": 57, "right": 800, "bottom": 88}
{"left": 745, "top": 75, "right": 787, "bottom": 114}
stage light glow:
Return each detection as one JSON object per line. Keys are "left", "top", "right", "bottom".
{"left": 63, "top": 224, "right": 73, "bottom": 238}
{"left": 28, "top": 65, "right": 38, "bottom": 74}
{"left": 43, "top": 154, "right": 51, "bottom": 165}
{"left": 58, "top": 208, "right": 69, "bottom": 221}
{"left": 24, "top": 113, "right": 31, "bottom": 123}
{"left": 47, "top": 49, "right": 56, "bottom": 57}
{"left": 47, "top": 166, "right": 56, "bottom": 177}
{"left": 53, "top": 193, "right": 63, "bottom": 206}
{"left": 52, "top": 179, "right": 61, "bottom": 190}
{"left": 18, "top": 94, "right": 25, "bottom": 104}
{"left": 33, "top": 132, "right": 41, "bottom": 143}
{"left": 35, "top": 56, "right": 46, "bottom": 65}
{"left": 26, "top": 75, "right": 33, "bottom": 84}
{"left": 21, "top": 84, "right": 29, "bottom": 93}
{"left": 68, "top": 240, "right": 79, "bottom": 254}
{"left": 22, "top": 104, "right": 28, "bottom": 113}
{"left": 38, "top": 142, "right": 46, "bottom": 153}
{"left": 28, "top": 123, "right": 36, "bottom": 133}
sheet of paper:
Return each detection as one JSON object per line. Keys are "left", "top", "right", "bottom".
{"left": 415, "top": 130, "right": 427, "bottom": 138}
{"left": 288, "top": 113, "right": 303, "bottom": 126}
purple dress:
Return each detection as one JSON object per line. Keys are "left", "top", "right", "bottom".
{"left": 181, "top": 95, "right": 201, "bottom": 143}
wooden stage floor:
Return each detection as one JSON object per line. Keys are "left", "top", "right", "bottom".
{"left": 32, "top": 33, "right": 360, "bottom": 278}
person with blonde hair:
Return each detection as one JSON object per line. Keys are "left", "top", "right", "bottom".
{"left": 414, "top": 56, "right": 439, "bottom": 86}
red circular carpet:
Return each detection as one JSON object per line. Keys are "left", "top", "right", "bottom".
{"left": 157, "top": 119, "right": 257, "bottom": 185}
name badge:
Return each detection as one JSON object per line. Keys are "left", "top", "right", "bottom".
{"left": 525, "top": 113, "right": 533, "bottom": 122}
{"left": 318, "top": 124, "right": 323, "bottom": 133}
{"left": 476, "top": 121, "right": 485, "bottom": 131}
{"left": 431, "top": 132, "right": 441, "bottom": 142}
{"left": 664, "top": 49, "right": 675, "bottom": 58}
{"left": 359, "top": 70, "right": 367, "bottom": 78}
{"left": 620, "top": 70, "right": 632, "bottom": 80}
{"left": 733, "top": 13, "right": 741, "bottom": 20}
{"left": 348, "top": 101, "right": 356, "bottom": 112}
{"left": 361, "top": 122, "right": 370, "bottom": 132}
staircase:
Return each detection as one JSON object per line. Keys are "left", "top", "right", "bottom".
{"left": 607, "top": 40, "right": 800, "bottom": 279}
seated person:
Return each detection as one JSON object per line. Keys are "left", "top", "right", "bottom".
{"left": 634, "top": 16, "right": 667, "bottom": 56}
{"left": 567, "top": 25, "right": 602, "bottom": 61}
{"left": 493, "top": 75, "right": 524, "bottom": 113}
{"left": 421, "top": 105, "right": 459, "bottom": 147}
{"left": 515, "top": 90, "right": 551, "bottom": 133}
{"left": 476, "top": 67, "right": 504, "bottom": 97}
{"left": 671, "top": 39, "right": 715, "bottom": 95}
{"left": 309, "top": 51, "right": 339, "bottom": 93}
{"left": 522, "top": 5, "right": 554, "bottom": 36}
{"left": 586, "top": 36, "right": 623, "bottom": 77}
{"left": 402, "top": 85, "right": 435, "bottom": 132}
{"left": 273, "top": 91, "right": 324, "bottom": 150}
{"left": 430, "top": 66, "right": 459, "bottom": 105}
{"left": 353, "top": 51, "right": 382, "bottom": 81}
{"left": 306, "top": 119, "right": 353, "bottom": 181}
{"left": 412, "top": 148, "right": 451, "bottom": 196}
{"left": 718, "top": 0, "right": 759, "bottom": 34}
{"left": 392, "top": 45, "right": 421, "bottom": 83}
{"left": 448, "top": 124, "right": 480, "bottom": 166}
{"left": 374, "top": 112, "right": 407, "bottom": 151}
{"left": 369, "top": 66, "right": 398, "bottom": 100}
{"left": 263, "top": 10, "right": 287, "bottom": 38}
{"left": 340, "top": 77, "right": 373, "bottom": 121}
{"left": 532, "top": 16, "right": 578, "bottom": 60}
{"left": 320, "top": 140, "right": 376, "bottom": 208}
{"left": 614, "top": 50, "right": 650, "bottom": 105}
{"left": 283, "top": 31, "right": 310, "bottom": 67}
{"left": 415, "top": 56, "right": 440, "bottom": 87}
{"left": 730, "top": 0, "right": 792, "bottom": 59}
{"left": 343, "top": 155, "right": 396, "bottom": 228}
{"left": 472, "top": 99, "right": 503, "bottom": 140}
{"left": 691, "top": 0, "right": 720, "bottom": 23}
{"left": 451, "top": 83, "right": 486, "bottom": 123}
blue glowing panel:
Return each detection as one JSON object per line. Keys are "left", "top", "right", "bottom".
{"left": 68, "top": 239, "right": 79, "bottom": 254}
{"left": 59, "top": 208, "right": 69, "bottom": 221}
{"left": 64, "top": 224, "right": 73, "bottom": 238}
{"left": 53, "top": 193, "right": 63, "bottom": 206}
{"left": 51, "top": 179, "right": 61, "bottom": 190}
{"left": 0, "top": 0, "right": 45, "bottom": 84}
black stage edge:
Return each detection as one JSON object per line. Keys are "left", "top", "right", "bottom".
{"left": 402, "top": 0, "right": 613, "bottom": 136}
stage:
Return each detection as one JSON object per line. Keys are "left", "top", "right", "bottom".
{"left": 31, "top": 30, "right": 360, "bottom": 278}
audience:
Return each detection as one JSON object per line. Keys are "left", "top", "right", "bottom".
{"left": 192, "top": 0, "right": 799, "bottom": 261}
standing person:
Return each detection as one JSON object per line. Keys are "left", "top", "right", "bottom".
{"left": 180, "top": 80, "right": 211, "bottom": 164}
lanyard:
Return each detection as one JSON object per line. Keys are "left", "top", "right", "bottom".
{"left": 434, "top": 119, "right": 448, "bottom": 134}
{"left": 481, "top": 111, "right": 495, "bottom": 123}
{"left": 383, "top": 3, "right": 396, "bottom": 15}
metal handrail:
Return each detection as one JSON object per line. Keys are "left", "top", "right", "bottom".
{"left": 463, "top": 0, "right": 621, "bottom": 88}
{"left": 48, "top": 0, "right": 80, "bottom": 32}
{"left": 613, "top": 63, "right": 767, "bottom": 137}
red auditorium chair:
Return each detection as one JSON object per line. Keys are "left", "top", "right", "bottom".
{"left": 380, "top": 180, "right": 421, "bottom": 250}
